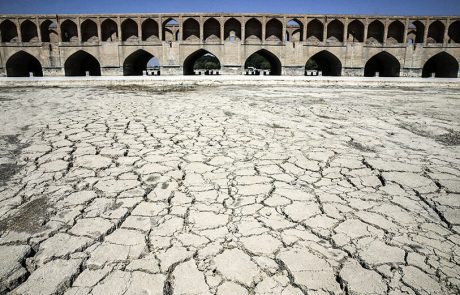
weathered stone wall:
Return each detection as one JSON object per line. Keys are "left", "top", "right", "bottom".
{"left": 0, "top": 13, "right": 459, "bottom": 77}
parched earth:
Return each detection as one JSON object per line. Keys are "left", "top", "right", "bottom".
{"left": 0, "top": 83, "right": 459, "bottom": 295}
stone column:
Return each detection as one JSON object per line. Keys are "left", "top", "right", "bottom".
{"left": 37, "top": 17, "right": 42, "bottom": 42}
{"left": 220, "top": 16, "right": 224, "bottom": 43}
{"left": 138, "top": 17, "right": 142, "bottom": 41}
{"left": 343, "top": 17, "right": 348, "bottom": 43}
{"left": 117, "top": 17, "right": 122, "bottom": 42}
{"left": 282, "top": 16, "right": 287, "bottom": 43}
{"left": 383, "top": 18, "right": 389, "bottom": 45}
{"left": 262, "top": 16, "right": 266, "bottom": 42}
{"left": 363, "top": 18, "right": 369, "bottom": 42}
{"left": 77, "top": 17, "right": 81, "bottom": 43}
{"left": 303, "top": 17, "right": 308, "bottom": 42}
{"left": 443, "top": 18, "right": 449, "bottom": 45}
{"left": 403, "top": 18, "right": 409, "bottom": 44}
{"left": 323, "top": 18, "right": 327, "bottom": 42}
{"left": 423, "top": 18, "right": 429, "bottom": 45}
{"left": 241, "top": 16, "right": 245, "bottom": 42}
{"left": 199, "top": 16, "right": 204, "bottom": 42}
{"left": 97, "top": 17, "right": 102, "bottom": 42}
{"left": 179, "top": 16, "right": 184, "bottom": 41}
{"left": 57, "top": 17, "right": 62, "bottom": 42}
{"left": 16, "top": 18, "right": 22, "bottom": 42}
{"left": 158, "top": 16, "right": 163, "bottom": 41}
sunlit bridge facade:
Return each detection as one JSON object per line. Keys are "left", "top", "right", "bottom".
{"left": 1, "top": 13, "right": 459, "bottom": 77}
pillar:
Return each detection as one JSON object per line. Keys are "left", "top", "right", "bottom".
{"left": 97, "top": 17, "right": 102, "bottom": 42}
{"left": 117, "top": 17, "right": 122, "bottom": 42}
{"left": 262, "top": 16, "right": 266, "bottom": 42}
{"left": 303, "top": 17, "right": 308, "bottom": 42}
{"left": 179, "top": 16, "right": 184, "bottom": 41}
{"left": 323, "top": 18, "right": 327, "bottom": 42}
{"left": 363, "top": 18, "right": 369, "bottom": 42}
{"left": 403, "top": 18, "right": 409, "bottom": 44}
{"left": 241, "top": 16, "right": 245, "bottom": 42}
{"left": 77, "top": 17, "right": 81, "bottom": 42}
{"left": 16, "top": 18, "right": 22, "bottom": 42}
{"left": 443, "top": 18, "right": 449, "bottom": 45}
{"left": 343, "top": 17, "right": 348, "bottom": 43}
{"left": 37, "top": 16, "right": 42, "bottom": 42}
{"left": 199, "top": 16, "right": 204, "bottom": 42}
{"left": 158, "top": 16, "right": 163, "bottom": 41}
{"left": 383, "top": 18, "right": 389, "bottom": 45}
{"left": 282, "top": 16, "right": 287, "bottom": 43}
{"left": 57, "top": 17, "right": 62, "bottom": 42}
{"left": 220, "top": 16, "right": 224, "bottom": 43}
{"left": 423, "top": 18, "right": 429, "bottom": 45}
{"left": 138, "top": 17, "right": 142, "bottom": 41}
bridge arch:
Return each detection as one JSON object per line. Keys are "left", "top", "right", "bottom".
{"left": 142, "top": 19, "right": 159, "bottom": 41}
{"left": 407, "top": 21, "right": 424, "bottom": 44}
{"left": 347, "top": 20, "right": 364, "bottom": 42}
{"left": 224, "top": 18, "right": 241, "bottom": 41}
{"left": 245, "top": 18, "right": 262, "bottom": 42}
{"left": 64, "top": 50, "right": 101, "bottom": 76}
{"left": 204, "top": 18, "right": 221, "bottom": 42}
{"left": 367, "top": 20, "right": 384, "bottom": 44}
{"left": 20, "top": 20, "right": 38, "bottom": 42}
{"left": 123, "top": 49, "right": 159, "bottom": 76}
{"left": 327, "top": 19, "right": 344, "bottom": 42}
{"left": 448, "top": 20, "right": 460, "bottom": 43}
{"left": 427, "top": 20, "right": 444, "bottom": 43}
{"left": 183, "top": 49, "right": 221, "bottom": 75}
{"left": 387, "top": 20, "right": 404, "bottom": 44}
{"left": 305, "top": 50, "right": 342, "bottom": 76}
{"left": 101, "top": 19, "right": 118, "bottom": 42}
{"left": 183, "top": 18, "right": 200, "bottom": 41}
{"left": 162, "top": 18, "right": 179, "bottom": 41}
{"left": 1, "top": 20, "right": 18, "bottom": 42}
{"left": 244, "top": 49, "right": 282, "bottom": 75}
{"left": 266, "top": 18, "right": 283, "bottom": 41}
{"left": 364, "top": 51, "right": 400, "bottom": 77}
{"left": 6, "top": 51, "right": 43, "bottom": 77}
{"left": 422, "top": 52, "right": 458, "bottom": 78}
{"left": 81, "top": 19, "right": 98, "bottom": 42}
{"left": 61, "top": 20, "right": 78, "bottom": 42}
{"left": 40, "top": 20, "right": 58, "bottom": 42}
{"left": 287, "top": 19, "right": 303, "bottom": 42}
{"left": 307, "top": 19, "right": 324, "bottom": 42}
{"left": 121, "top": 18, "right": 138, "bottom": 41}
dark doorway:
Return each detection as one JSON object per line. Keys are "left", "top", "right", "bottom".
{"left": 6, "top": 51, "right": 43, "bottom": 77}
{"left": 364, "top": 52, "right": 400, "bottom": 77}
{"left": 123, "top": 50, "right": 157, "bottom": 76}
{"left": 64, "top": 51, "right": 101, "bottom": 76}
{"left": 305, "top": 51, "right": 342, "bottom": 76}
{"left": 422, "top": 52, "right": 458, "bottom": 78}
{"left": 183, "top": 49, "right": 221, "bottom": 75}
{"left": 244, "top": 50, "right": 282, "bottom": 75}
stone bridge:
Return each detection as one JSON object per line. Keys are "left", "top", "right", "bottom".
{"left": 0, "top": 13, "right": 459, "bottom": 77}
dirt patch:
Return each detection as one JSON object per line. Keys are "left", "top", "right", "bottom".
{"left": 348, "top": 140, "right": 376, "bottom": 152}
{"left": 0, "top": 197, "right": 53, "bottom": 234}
{"left": 105, "top": 85, "right": 195, "bottom": 94}
{"left": 435, "top": 130, "right": 460, "bottom": 146}
{"left": 0, "top": 134, "right": 29, "bottom": 186}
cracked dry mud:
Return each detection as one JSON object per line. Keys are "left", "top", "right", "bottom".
{"left": 0, "top": 84, "right": 459, "bottom": 295}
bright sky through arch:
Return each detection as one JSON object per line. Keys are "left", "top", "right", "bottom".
{"left": 0, "top": 0, "right": 459, "bottom": 15}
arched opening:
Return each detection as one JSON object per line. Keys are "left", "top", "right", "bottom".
{"left": 245, "top": 18, "right": 262, "bottom": 42}
{"left": 407, "top": 21, "right": 424, "bottom": 44}
{"left": 64, "top": 50, "right": 101, "bottom": 76}
{"left": 266, "top": 18, "right": 283, "bottom": 41}
{"left": 307, "top": 19, "right": 324, "bottom": 42}
{"left": 204, "top": 18, "right": 220, "bottom": 42}
{"left": 123, "top": 49, "right": 160, "bottom": 76}
{"left": 121, "top": 18, "right": 138, "bottom": 42}
{"left": 367, "top": 20, "right": 384, "bottom": 44}
{"left": 142, "top": 19, "right": 159, "bottom": 41}
{"left": 287, "top": 19, "right": 303, "bottom": 42}
{"left": 162, "top": 18, "right": 179, "bottom": 41}
{"left": 244, "top": 49, "right": 281, "bottom": 76}
{"left": 20, "top": 20, "right": 38, "bottom": 42}
{"left": 387, "top": 20, "right": 404, "bottom": 44}
{"left": 448, "top": 21, "right": 460, "bottom": 43}
{"left": 183, "top": 49, "right": 221, "bottom": 75}
{"left": 224, "top": 18, "right": 241, "bottom": 42}
{"left": 422, "top": 52, "right": 458, "bottom": 78}
{"left": 305, "top": 51, "right": 342, "bottom": 76}
{"left": 101, "top": 19, "right": 118, "bottom": 42}
{"left": 6, "top": 51, "right": 43, "bottom": 77}
{"left": 40, "top": 20, "right": 58, "bottom": 43}
{"left": 1, "top": 20, "right": 18, "bottom": 42}
{"left": 364, "top": 52, "right": 400, "bottom": 77}
{"left": 81, "top": 19, "right": 98, "bottom": 42}
{"left": 327, "top": 19, "right": 344, "bottom": 42}
{"left": 183, "top": 18, "right": 200, "bottom": 41}
{"left": 427, "top": 21, "right": 445, "bottom": 43}
{"left": 347, "top": 20, "right": 364, "bottom": 42}
{"left": 61, "top": 20, "right": 78, "bottom": 42}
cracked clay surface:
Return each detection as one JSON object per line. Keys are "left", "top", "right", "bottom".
{"left": 0, "top": 84, "right": 459, "bottom": 295}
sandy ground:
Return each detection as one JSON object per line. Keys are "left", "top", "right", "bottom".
{"left": 0, "top": 83, "right": 459, "bottom": 295}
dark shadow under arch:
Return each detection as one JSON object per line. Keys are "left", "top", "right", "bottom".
{"left": 422, "top": 52, "right": 459, "bottom": 78}
{"left": 6, "top": 51, "right": 43, "bottom": 77}
{"left": 123, "top": 50, "right": 155, "bottom": 76}
{"left": 244, "top": 49, "right": 282, "bottom": 76}
{"left": 64, "top": 51, "right": 101, "bottom": 76}
{"left": 364, "top": 52, "right": 400, "bottom": 77}
{"left": 305, "top": 51, "right": 342, "bottom": 76}
{"left": 183, "top": 49, "right": 221, "bottom": 75}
